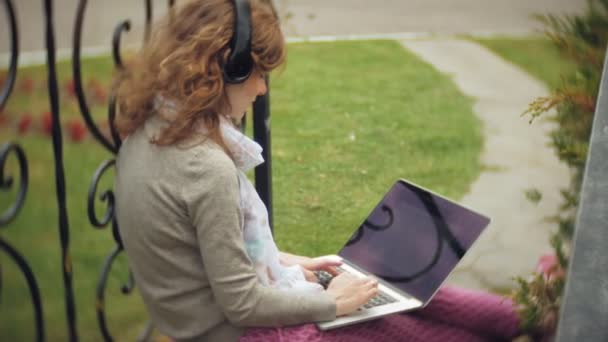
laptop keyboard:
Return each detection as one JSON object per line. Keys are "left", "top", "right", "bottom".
{"left": 363, "top": 291, "right": 397, "bottom": 308}
{"left": 316, "top": 270, "right": 335, "bottom": 289}
{"left": 315, "top": 270, "right": 397, "bottom": 309}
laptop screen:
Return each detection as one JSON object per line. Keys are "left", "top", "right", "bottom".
{"left": 339, "top": 180, "right": 490, "bottom": 303}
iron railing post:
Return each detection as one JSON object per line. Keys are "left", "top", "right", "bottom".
{"left": 252, "top": 76, "right": 273, "bottom": 232}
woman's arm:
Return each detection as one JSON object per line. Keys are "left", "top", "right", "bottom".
{"left": 185, "top": 152, "right": 336, "bottom": 327}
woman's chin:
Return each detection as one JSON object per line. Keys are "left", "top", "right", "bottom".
{"left": 227, "top": 112, "right": 246, "bottom": 123}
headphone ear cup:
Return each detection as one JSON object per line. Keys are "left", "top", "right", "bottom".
{"left": 224, "top": 0, "right": 253, "bottom": 84}
{"left": 223, "top": 53, "right": 254, "bottom": 84}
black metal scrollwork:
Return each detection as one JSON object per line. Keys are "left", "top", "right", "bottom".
{"left": 0, "top": 0, "right": 18, "bottom": 108}
{"left": 0, "top": 143, "right": 27, "bottom": 225}
{"left": 87, "top": 158, "right": 135, "bottom": 341}
{"left": 77, "top": 1, "right": 176, "bottom": 340}
{"left": 0, "top": 239, "right": 44, "bottom": 341}
{"left": 144, "top": 0, "right": 152, "bottom": 42}
{"left": 1, "top": 2, "right": 45, "bottom": 341}
{"left": 0, "top": 143, "right": 45, "bottom": 342}
{"left": 2, "top": 0, "right": 186, "bottom": 340}
{"left": 87, "top": 159, "right": 116, "bottom": 229}
{"left": 111, "top": 20, "right": 130, "bottom": 70}
{"left": 73, "top": 0, "right": 118, "bottom": 153}
{"left": 107, "top": 19, "right": 131, "bottom": 151}
{"left": 95, "top": 245, "right": 131, "bottom": 342}
{"left": 44, "top": 0, "right": 79, "bottom": 339}
{"left": 107, "top": 92, "right": 122, "bottom": 150}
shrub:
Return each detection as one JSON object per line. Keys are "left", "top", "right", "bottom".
{"left": 514, "top": 0, "right": 608, "bottom": 338}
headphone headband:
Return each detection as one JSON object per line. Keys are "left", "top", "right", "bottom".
{"left": 223, "top": 0, "right": 253, "bottom": 84}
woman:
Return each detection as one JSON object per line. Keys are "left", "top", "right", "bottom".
{"left": 114, "top": 0, "right": 520, "bottom": 341}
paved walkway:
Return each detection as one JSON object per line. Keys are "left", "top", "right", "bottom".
{"left": 401, "top": 39, "right": 570, "bottom": 291}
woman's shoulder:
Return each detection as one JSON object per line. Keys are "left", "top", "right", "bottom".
{"left": 118, "top": 122, "right": 237, "bottom": 185}
{"left": 175, "top": 142, "right": 241, "bottom": 207}
{"left": 177, "top": 140, "right": 237, "bottom": 179}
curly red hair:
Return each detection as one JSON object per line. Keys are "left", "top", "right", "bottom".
{"left": 114, "top": 0, "right": 285, "bottom": 149}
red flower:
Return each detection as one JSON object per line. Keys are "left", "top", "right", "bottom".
{"left": 93, "top": 87, "right": 108, "bottom": 104}
{"left": 18, "top": 113, "right": 33, "bottom": 134}
{"left": 536, "top": 253, "right": 566, "bottom": 281}
{"left": 64, "top": 78, "right": 76, "bottom": 98}
{"left": 0, "top": 113, "right": 9, "bottom": 127}
{"left": 41, "top": 111, "right": 53, "bottom": 136}
{"left": 87, "top": 79, "right": 102, "bottom": 88}
{"left": 88, "top": 79, "right": 108, "bottom": 104}
{"left": 19, "top": 77, "right": 35, "bottom": 94}
{"left": 66, "top": 118, "right": 87, "bottom": 142}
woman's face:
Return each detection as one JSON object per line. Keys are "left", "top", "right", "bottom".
{"left": 225, "top": 69, "right": 268, "bottom": 121}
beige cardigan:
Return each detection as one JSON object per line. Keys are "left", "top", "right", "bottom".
{"left": 115, "top": 117, "right": 336, "bottom": 341}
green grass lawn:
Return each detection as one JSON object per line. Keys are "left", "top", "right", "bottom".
{"left": 0, "top": 40, "right": 483, "bottom": 340}
{"left": 472, "top": 36, "right": 578, "bottom": 90}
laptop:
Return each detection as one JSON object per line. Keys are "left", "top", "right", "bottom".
{"left": 316, "top": 179, "right": 490, "bottom": 330}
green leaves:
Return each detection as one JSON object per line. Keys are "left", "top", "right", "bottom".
{"left": 512, "top": 0, "right": 608, "bottom": 338}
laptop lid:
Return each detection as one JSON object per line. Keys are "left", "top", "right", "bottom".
{"left": 338, "top": 179, "right": 490, "bottom": 304}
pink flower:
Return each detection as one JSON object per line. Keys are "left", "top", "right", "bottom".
{"left": 536, "top": 253, "right": 565, "bottom": 281}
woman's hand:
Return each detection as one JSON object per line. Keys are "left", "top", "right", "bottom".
{"left": 326, "top": 273, "right": 379, "bottom": 316}
{"left": 279, "top": 252, "right": 343, "bottom": 282}
{"left": 299, "top": 255, "right": 343, "bottom": 274}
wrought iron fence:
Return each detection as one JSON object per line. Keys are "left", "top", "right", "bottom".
{"left": 0, "top": 0, "right": 272, "bottom": 340}
{"left": 1, "top": 0, "right": 45, "bottom": 340}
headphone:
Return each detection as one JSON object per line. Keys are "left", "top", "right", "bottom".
{"left": 223, "top": 0, "right": 254, "bottom": 84}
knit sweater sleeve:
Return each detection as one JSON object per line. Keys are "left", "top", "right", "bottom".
{"left": 182, "top": 147, "right": 336, "bottom": 327}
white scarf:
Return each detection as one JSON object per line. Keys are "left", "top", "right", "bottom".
{"left": 154, "top": 97, "right": 321, "bottom": 292}
{"left": 218, "top": 118, "right": 323, "bottom": 293}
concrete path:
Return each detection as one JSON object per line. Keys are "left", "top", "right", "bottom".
{"left": 401, "top": 39, "right": 570, "bottom": 291}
